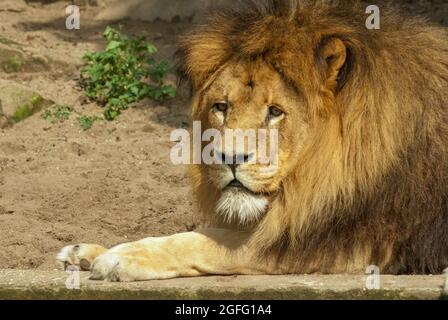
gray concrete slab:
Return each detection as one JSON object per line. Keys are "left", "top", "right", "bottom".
{"left": 0, "top": 270, "right": 446, "bottom": 300}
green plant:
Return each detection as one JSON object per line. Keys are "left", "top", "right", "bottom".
{"left": 41, "top": 105, "right": 73, "bottom": 123}
{"left": 41, "top": 105, "right": 103, "bottom": 130}
{"left": 80, "top": 26, "right": 176, "bottom": 121}
{"left": 79, "top": 115, "right": 102, "bottom": 130}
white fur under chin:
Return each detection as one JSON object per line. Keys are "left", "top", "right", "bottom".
{"left": 216, "top": 189, "right": 268, "bottom": 225}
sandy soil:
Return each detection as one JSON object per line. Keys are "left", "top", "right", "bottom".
{"left": 0, "top": 0, "right": 201, "bottom": 270}
{"left": 0, "top": 0, "right": 446, "bottom": 271}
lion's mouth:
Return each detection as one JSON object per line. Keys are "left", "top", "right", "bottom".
{"left": 227, "top": 179, "right": 245, "bottom": 189}
{"left": 225, "top": 179, "right": 258, "bottom": 195}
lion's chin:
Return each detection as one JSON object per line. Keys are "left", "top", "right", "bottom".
{"left": 216, "top": 188, "right": 268, "bottom": 225}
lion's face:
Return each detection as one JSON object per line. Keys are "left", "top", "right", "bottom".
{"left": 193, "top": 59, "right": 310, "bottom": 224}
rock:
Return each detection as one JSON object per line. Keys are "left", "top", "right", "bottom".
{"left": 0, "top": 99, "right": 5, "bottom": 128}
{"left": 0, "top": 40, "right": 75, "bottom": 74}
{"left": 0, "top": 0, "right": 27, "bottom": 13}
{"left": 95, "top": 0, "right": 229, "bottom": 22}
{"left": 0, "top": 270, "right": 446, "bottom": 300}
{"left": 0, "top": 79, "right": 54, "bottom": 125}
{"left": 0, "top": 42, "right": 50, "bottom": 74}
{"left": 0, "top": 44, "right": 27, "bottom": 73}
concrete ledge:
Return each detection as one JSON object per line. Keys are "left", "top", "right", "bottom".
{"left": 0, "top": 270, "right": 446, "bottom": 300}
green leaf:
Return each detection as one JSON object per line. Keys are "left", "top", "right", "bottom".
{"left": 162, "top": 86, "right": 177, "bottom": 97}
{"left": 79, "top": 116, "right": 94, "bottom": 130}
{"left": 106, "top": 40, "right": 121, "bottom": 51}
{"left": 147, "top": 44, "right": 157, "bottom": 54}
{"left": 104, "top": 108, "right": 120, "bottom": 121}
{"left": 41, "top": 110, "right": 52, "bottom": 120}
{"left": 130, "top": 86, "right": 139, "bottom": 96}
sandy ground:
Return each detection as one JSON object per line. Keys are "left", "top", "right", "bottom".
{"left": 0, "top": 0, "right": 446, "bottom": 271}
{"left": 0, "top": 0, "right": 201, "bottom": 270}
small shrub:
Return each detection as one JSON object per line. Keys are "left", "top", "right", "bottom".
{"left": 41, "top": 105, "right": 73, "bottom": 123}
{"left": 41, "top": 105, "right": 103, "bottom": 130}
{"left": 79, "top": 115, "right": 102, "bottom": 130}
{"left": 80, "top": 26, "right": 176, "bottom": 121}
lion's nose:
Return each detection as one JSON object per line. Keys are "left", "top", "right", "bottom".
{"left": 218, "top": 152, "right": 255, "bottom": 176}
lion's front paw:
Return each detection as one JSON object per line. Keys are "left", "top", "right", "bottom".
{"left": 89, "top": 242, "right": 183, "bottom": 282}
{"left": 89, "top": 251, "right": 162, "bottom": 282}
{"left": 89, "top": 253, "right": 132, "bottom": 282}
{"left": 56, "top": 244, "right": 107, "bottom": 271}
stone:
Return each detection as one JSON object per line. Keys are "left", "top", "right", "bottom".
{"left": 0, "top": 79, "right": 54, "bottom": 125}
{"left": 0, "top": 270, "right": 446, "bottom": 300}
{"left": 0, "top": 44, "right": 27, "bottom": 73}
{"left": 0, "top": 39, "right": 74, "bottom": 74}
{"left": 0, "top": 99, "right": 6, "bottom": 128}
{"left": 0, "top": 0, "right": 27, "bottom": 13}
{"left": 95, "top": 0, "right": 230, "bottom": 22}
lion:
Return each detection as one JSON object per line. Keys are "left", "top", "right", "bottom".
{"left": 57, "top": 0, "right": 448, "bottom": 281}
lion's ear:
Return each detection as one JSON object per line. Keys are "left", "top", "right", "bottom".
{"left": 318, "top": 37, "right": 347, "bottom": 92}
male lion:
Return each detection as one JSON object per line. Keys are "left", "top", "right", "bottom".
{"left": 57, "top": 0, "right": 448, "bottom": 281}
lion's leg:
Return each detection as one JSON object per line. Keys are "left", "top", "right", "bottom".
{"left": 57, "top": 244, "right": 108, "bottom": 271}
{"left": 87, "top": 229, "right": 278, "bottom": 282}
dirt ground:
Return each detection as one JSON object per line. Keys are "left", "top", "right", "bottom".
{"left": 0, "top": 0, "right": 447, "bottom": 271}
{"left": 0, "top": 0, "right": 201, "bottom": 270}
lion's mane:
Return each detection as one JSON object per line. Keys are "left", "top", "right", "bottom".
{"left": 178, "top": 0, "right": 448, "bottom": 274}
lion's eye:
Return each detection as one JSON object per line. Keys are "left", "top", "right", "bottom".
{"left": 213, "top": 102, "right": 229, "bottom": 113}
{"left": 268, "top": 106, "right": 284, "bottom": 118}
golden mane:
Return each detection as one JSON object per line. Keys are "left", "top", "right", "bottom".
{"left": 178, "top": 0, "right": 448, "bottom": 274}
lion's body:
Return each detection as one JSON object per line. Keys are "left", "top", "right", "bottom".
{"left": 182, "top": 0, "right": 448, "bottom": 274}
{"left": 57, "top": 0, "right": 448, "bottom": 280}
